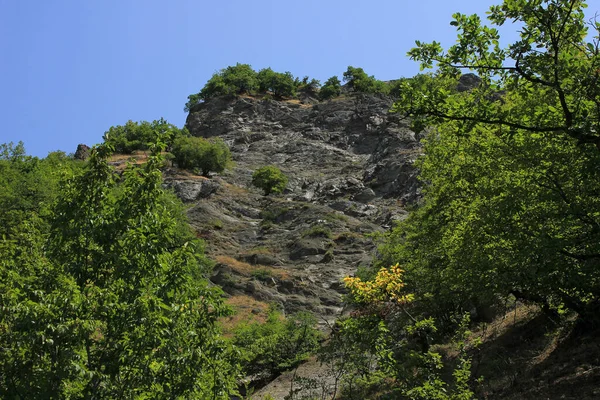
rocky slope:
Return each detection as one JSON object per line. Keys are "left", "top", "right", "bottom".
{"left": 162, "top": 93, "right": 421, "bottom": 328}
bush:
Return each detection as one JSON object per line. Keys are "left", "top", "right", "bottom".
{"left": 319, "top": 76, "right": 342, "bottom": 100}
{"left": 301, "top": 224, "right": 333, "bottom": 239}
{"left": 232, "top": 309, "right": 320, "bottom": 378}
{"left": 297, "top": 76, "right": 321, "bottom": 96}
{"left": 257, "top": 68, "right": 297, "bottom": 98}
{"left": 171, "top": 136, "right": 231, "bottom": 176}
{"left": 343, "top": 66, "right": 388, "bottom": 94}
{"left": 185, "top": 63, "right": 259, "bottom": 108}
{"left": 252, "top": 165, "right": 288, "bottom": 195}
{"left": 103, "top": 119, "right": 186, "bottom": 154}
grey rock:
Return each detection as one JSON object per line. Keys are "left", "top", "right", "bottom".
{"left": 354, "top": 188, "right": 376, "bottom": 203}
{"left": 163, "top": 179, "right": 220, "bottom": 202}
{"left": 289, "top": 238, "right": 330, "bottom": 260}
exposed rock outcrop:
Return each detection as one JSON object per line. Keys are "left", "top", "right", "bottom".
{"left": 162, "top": 93, "right": 422, "bottom": 328}
{"left": 74, "top": 143, "right": 90, "bottom": 160}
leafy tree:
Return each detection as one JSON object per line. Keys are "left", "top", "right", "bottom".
{"left": 184, "top": 92, "right": 202, "bottom": 112}
{"left": 257, "top": 68, "right": 297, "bottom": 98}
{"left": 343, "top": 66, "right": 388, "bottom": 94}
{"left": 319, "top": 76, "right": 342, "bottom": 100}
{"left": 320, "top": 266, "right": 476, "bottom": 398}
{"left": 252, "top": 165, "right": 288, "bottom": 195}
{"left": 0, "top": 140, "right": 238, "bottom": 398}
{"left": 232, "top": 309, "right": 320, "bottom": 378}
{"left": 187, "top": 63, "right": 259, "bottom": 106}
{"left": 298, "top": 76, "right": 321, "bottom": 95}
{"left": 0, "top": 143, "right": 81, "bottom": 238}
{"left": 387, "top": 0, "right": 600, "bottom": 322}
{"left": 171, "top": 135, "right": 232, "bottom": 176}
{"left": 103, "top": 118, "right": 186, "bottom": 154}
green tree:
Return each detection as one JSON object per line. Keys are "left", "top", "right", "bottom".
{"left": 343, "top": 66, "right": 388, "bottom": 94}
{"left": 252, "top": 165, "right": 288, "bottom": 195}
{"left": 387, "top": 0, "right": 600, "bottom": 322}
{"left": 186, "top": 63, "right": 259, "bottom": 107}
{"left": 0, "top": 143, "right": 81, "bottom": 238}
{"left": 232, "top": 309, "right": 320, "bottom": 378}
{"left": 257, "top": 68, "right": 297, "bottom": 98}
{"left": 319, "top": 76, "right": 342, "bottom": 100}
{"left": 298, "top": 76, "right": 321, "bottom": 95}
{"left": 103, "top": 118, "right": 186, "bottom": 154}
{"left": 171, "top": 135, "right": 232, "bottom": 176}
{"left": 0, "top": 141, "right": 238, "bottom": 398}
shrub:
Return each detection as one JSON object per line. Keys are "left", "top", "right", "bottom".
{"left": 251, "top": 268, "right": 273, "bottom": 280}
{"left": 232, "top": 309, "right": 320, "bottom": 377}
{"left": 343, "top": 66, "right": 388, "bottom": 94}
{"left": 257, "top": 68, "right": 297, "bottom": 98}
{"left": 319, "top": 76, "right": 342, "bottom": 100}
{"left": 297, "top": 76, "right": 321, "bottom": 95}
{"left": 103, "top": 119, "right": 186, "bottom": 154}
{"left": 171, "top": 136, "right": 231, "bottom": 176}
{"left": 301, "top": 224, "right": 333, "bottom": 239}
{"left": 252, "top": 165, "right": 288, "bottom": 195}
{"left": 185, "top": 63, "right": 259, "bottom": 108}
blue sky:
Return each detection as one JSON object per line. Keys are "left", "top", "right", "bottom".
{"left": 1, "top": 0, "right": 524, "bottom": 157}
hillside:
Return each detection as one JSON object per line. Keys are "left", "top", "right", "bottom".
{"left": 158, "top": 92, "right": 600, "bottom": 399}
{"left": 159, "top": 93, "right": 421, "bottom": 328}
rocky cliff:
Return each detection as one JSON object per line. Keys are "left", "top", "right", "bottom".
{"left": 163, "top": 93, "right": 422, "bottom": 327}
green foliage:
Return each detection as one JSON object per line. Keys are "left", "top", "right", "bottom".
{"left": 184, "top": 92, "right": 202, "bottom": 112}
{"left": 343, "top": 66, "right": 389, "bottom": 94}
{"left": 171, "top": 135, "right": 232, "bottom": 176}
{"left": 185, "top": 65, "right": 322, "bottom": 109}
{"left": 0, "top": 142, "right": 81, "bottom": 238}
{"left": 301, "top": 224, "right": 333, "bottom": 239}
{"left": 252, "top": 165, "right": 288, "bottom": 195}
{"left": 103, "top": 118, "right": 187, "bottom": 154}
{"left": 186, "top": 63, "right": 259, "bottom": 107}
{"left": 298, "top": 76, "right": 321, "bottom": 95}
{"left": 386, "top": 0, "right": 600, "bottom": 323}
{"left": 251, "top": 268, "right": 273, "bottom": 280}
{"left": 257, "top": 68, "right": 297, "bottom": 98}
{"left": 0, "top": 139, "right": 238, "bottom": 398}
{"left": 232, "top": 308, "right": 320, "bottom": 378}
{"left": 319, "top": 76, "right": 342, "bottom": 100}
{"left": 321, "top": 310, "right": 476, "bottom": 399}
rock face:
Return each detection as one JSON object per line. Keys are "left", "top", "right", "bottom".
{"left": 163, "top": 93, "right": 422, "bottom": 327}
{"left": 74, "top": 144, "right": 90, "bottom": 160}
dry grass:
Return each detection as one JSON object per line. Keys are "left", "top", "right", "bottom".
{"left": 168, "top": 169, "right": 209, "bottom": 181}
{"left": 396, "top": 148, "right": 423, "bottom": 156}
{"left": 220, "top": 295, "right": 271, "bottom": 335}
{"left": 214, "top": 255, "right": 290, "bottom": 280}
{"left": 239, "top": 246, "right": 275, "bottom": 257}
{"left": 283, "top": 98, "right": 313, "bottom": 108}
{"left": 107, "top": 151, "right": 174, "bottom": 172}
{"left": 474, "top": 303, "right": 540, "bottom": 344}
{"left": 221, "top": 182, "right": 250, "bottom": 197}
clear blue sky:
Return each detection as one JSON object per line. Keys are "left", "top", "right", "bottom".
{"left": 1, "top": 0, "right": 524, "bottom": 157}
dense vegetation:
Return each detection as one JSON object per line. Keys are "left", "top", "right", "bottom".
{"left": 318, "top": 0, "right": 600, "bottom": 398}
{"left": 252, "top": 165, "right": 288, "bottom": 195}
{"left": 171, "top": 135, "right": 232, "bottom": 176}
{"left": 0, "top": 136, "right": 315, "bottom": 398}
{"left": 184, "top": 65, "right": 395, "bottom": 111}
{"left": 102, "top": 118, "right": 187, "bottom": 154}
{"left": 0, "top": 139, "right": 240, "bottom": 398}
{"left": 3, "top": 0, "right": 599, "bottom": 398}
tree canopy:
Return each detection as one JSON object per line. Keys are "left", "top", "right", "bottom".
{"left": 252, "top": 165, "right": 288, "bottom": 195}
{"left": 0, "top": 140, "right": 238, "bottom": 398}
{"left": 171, "top": 135, "right": 232, "bottom": 176}
{"left": 323, "top": 0, "right": 600, "bottom": 397}
{"left": 102, "top": 118, "right": 186, "bottom": 154}
{"left": 385, "top": 0, "right": 600, "bottom": 322}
